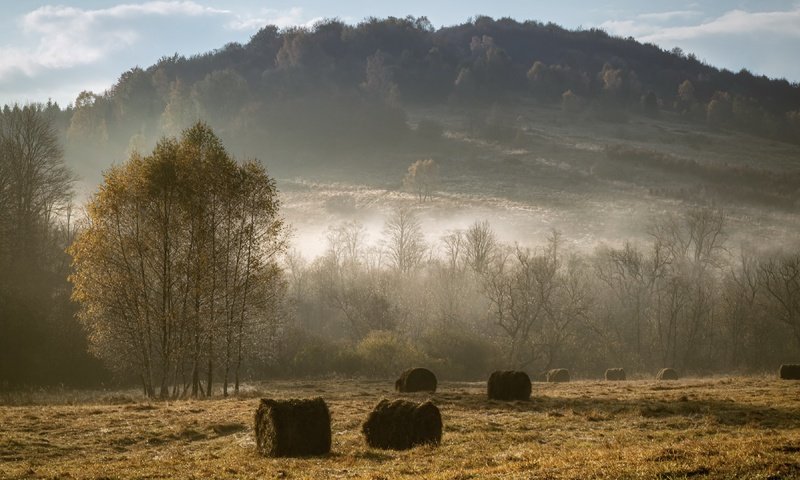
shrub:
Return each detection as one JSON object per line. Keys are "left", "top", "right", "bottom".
{"left": 421, "top": 328, "right": 499, "bottom": 380}
{"left": 357, "top": 330, "right": 424, "bottom": 378}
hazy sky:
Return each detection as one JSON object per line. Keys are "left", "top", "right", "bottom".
{"left": 1, "top": 0, "right": 798, "bottom": 106}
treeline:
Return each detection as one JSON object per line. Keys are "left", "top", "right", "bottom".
{"left": 0, "top": 105, "right": 105, "bottom": 387}
{"left": 271, "top": 209, "right": 800, "bottom": 380}
{"left": 25, "top": 16, "right": 800, "bottom": 182}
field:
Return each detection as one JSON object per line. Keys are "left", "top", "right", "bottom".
{"left": 1, "top": 377, "right": 799, "bottom": 479}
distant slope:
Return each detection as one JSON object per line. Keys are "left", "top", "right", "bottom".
{"left": 24, "top": 15, "right": 800, "bottom": 248}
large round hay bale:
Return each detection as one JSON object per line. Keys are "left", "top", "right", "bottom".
{"left": 254, "top": 397, "right": 331, "bottom": 457}
{"left": 546, "top": 368, "right": 570, "bottom": 383}
{"left": 395, "top": 367, "right": 437, "bottom": 393}
{"left": 362, "top": 399, "right": 442, "bottom": 450}
{"left": 605, "top": 368, "right": 626, "bottom": 381}
{"left": 487, "top": 371, "right": 531, "bottom": 401}
{"left": 656, "top": 368, "right": 679, "bottom": 381}
{"left": 779, "top": 364, "right": 800, "bottom": 380}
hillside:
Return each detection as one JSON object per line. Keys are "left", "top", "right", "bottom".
{"left": 25, "top": 15, "right": 796, "bottom": 253}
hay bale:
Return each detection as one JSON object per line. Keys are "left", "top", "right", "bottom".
{"left": 362, "top": 399, "right": 442, "bottom": 450}
{"left": 656, "top": 368, "right": 679, "bottom": 381}
{"left": 546, "top": 368, "right": 570, "bottom": 383}
{"left": 254, "top": 397, "right": 331, "bottom": 457}
{"left": 487, "top": 371, "right": 531, "bottom": 401}
{"left": 605, "top": 368, "right": 626, "bottom": 381}
{"left": 779, "top": 364, "right": 800, "bottom": 380}
{"left": 395, "top": 367, "right": 437, "bottom": 393}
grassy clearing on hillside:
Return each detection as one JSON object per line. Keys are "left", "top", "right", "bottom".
{"left": 1, "top": 377, "right": 798, "bottom": 479}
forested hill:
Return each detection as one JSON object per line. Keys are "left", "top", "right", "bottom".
{"left": 38, "top": 16, "right": 800, "bottom": 186}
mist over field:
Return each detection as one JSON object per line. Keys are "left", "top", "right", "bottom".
{"left": 2, "top": 8, "right": 800, "bottom": 478}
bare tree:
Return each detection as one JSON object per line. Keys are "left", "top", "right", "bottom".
{"left": 464, "top": 220, "right": 497, "bottom": 274}
{"left": 482, "top": 236, "right": 559, "bottom": 368}
{"left": 760, "top": 253, "right": 800, "bottom": 349}
{"left": 383, "top": 207, "right": 427, "bottom": 274}
{"left": 0, "top": 105, "right": 72, "bottom": 263}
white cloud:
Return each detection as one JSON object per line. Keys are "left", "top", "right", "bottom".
{"left": 600, "top": 6, "right": 800, "bottom": 43}
{"left": 226, "top": 7, "right": 323, "bottom": 31}
{"left": 0, "top": 2, "right": 228, "bottom": 79}
{"left": 636, "top": 10, "right": 702, "bottom": 22}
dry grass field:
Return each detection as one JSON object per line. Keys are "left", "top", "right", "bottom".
{"left": 1, "top": 377, "right": 799, "bottom": 479}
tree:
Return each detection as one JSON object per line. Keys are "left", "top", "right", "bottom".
{"left": 69, "top": 122, "right": 286, "bottom": 398}
{"left": 403, "top": 158, "right": 438, "bottom": 201}
{"left": 706, "top": 91, "right": 733, "bottom": 127}
{"left": 66, "top": 91, "right": 109, "bottom": 145}
{"left": 676, "top": 80, "right": 696, "bottom": 115}
{"left": 383, "top": 207, "right": 427, "bottom": 274}
{"left": 464, "top": 220, "right": 497, "bottom": 274}
{"left": 482, "top": 234, "right": 559, "bottom": 368}
{"left": 760, "top": 254, "right": 800, "bottom": 349}
{"left": 191, "top": 70, "right": 250, "bottom": 127}
{"left": 363, "top": 50, "right": 400, "bottom": 105}
{"left": 0, "top": 104, "right": 94, "bottom": 387}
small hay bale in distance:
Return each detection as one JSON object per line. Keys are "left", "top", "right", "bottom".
{"left": 487, "top": 370, "right": 532, "bottom": 401}
{"left": 779, "top": 364, "right": 800, "bottom": 380}
{"left": 547, "top": 368, "right": 570, "bottom": 383}
{"left": 605, "top": 368, "right": 626, "bottom": 381}
{"left": 656, "top": 368, "right": 679, "bottom": 381}
{"left": 362, "top": 399, "right": 442, "bottom": 450}
{"left": 254, "top": 397, "right": 331, "bottom": 457}
{"left": 395, "top": 367, "right": 437, "bottom": 393}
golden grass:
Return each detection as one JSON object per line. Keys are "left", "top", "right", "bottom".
{"left": 1, "top": 377, "right": 798, "bottom": 479}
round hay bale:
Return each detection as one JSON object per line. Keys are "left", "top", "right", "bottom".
{"left": 395, "top": 367, "right": 437, "bottom": 393}
{"left": 362, "top": 399, "right": 442, "bottom": 450}
{"left": 546, "top": 368, "right": 570, "bottom": 383}
{"left": 254, "top": 397, "right": 331, "bottom": 457}
{"left": 779, "top": 364, "right": 800, "bottom": 380}
{"left": 487, "top": 371, "right": 531, "bottom": 401}
{"left": 656, "top": 368, "right": 679, "bottom": 381}
{"left": 605, "top": 368, "right": 626, "bottom": 381}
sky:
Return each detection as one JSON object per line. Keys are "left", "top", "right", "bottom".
{"left": 1, "top": 0, "right": 799, "bottom": 107}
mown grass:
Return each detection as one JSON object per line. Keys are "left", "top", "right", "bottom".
{"left": 1, "top": 377, "right": 798, "bottom": 479}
